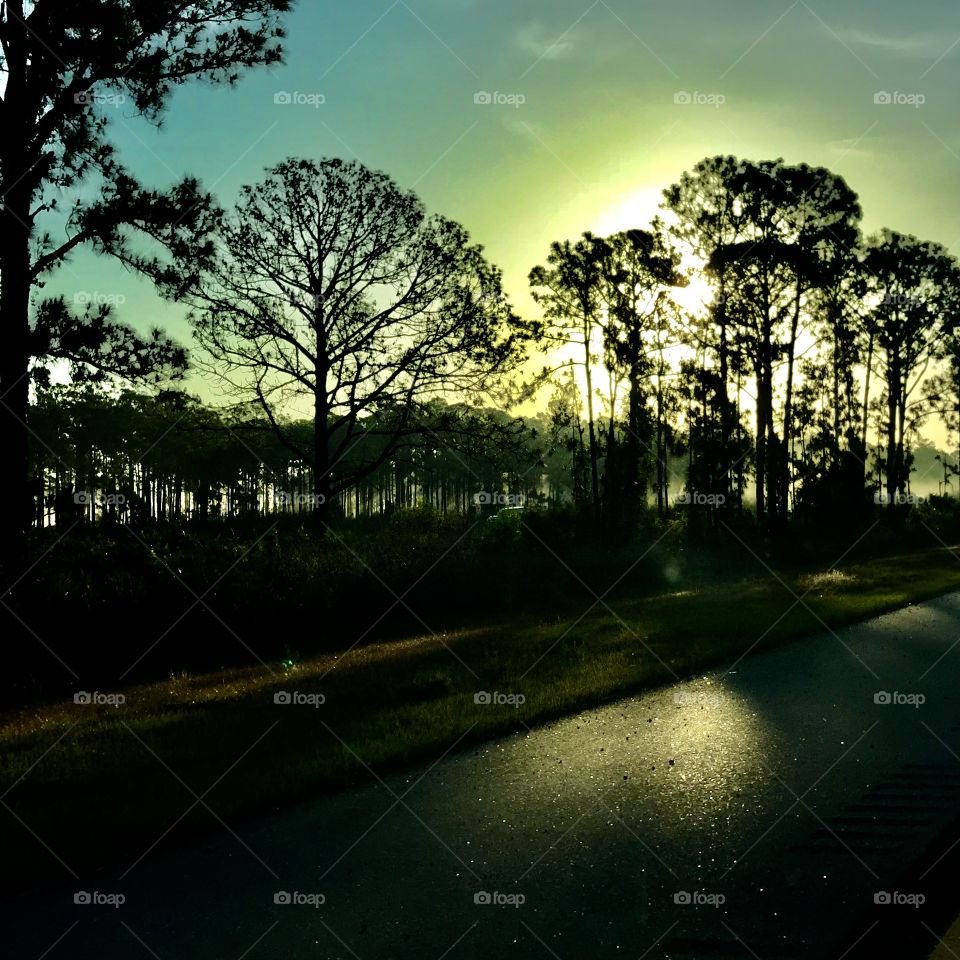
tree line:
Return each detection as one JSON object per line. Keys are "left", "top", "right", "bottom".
{"left": 531, "top": 156, "right": 960, "bottom": 530}
{"left": 16, "top": 152, "right": 960, "bottom": 534}
{"left": 3, "top": 4, "right": 959, "bottom": 551}
{"left": 28, "top": 387, "right": 563, "bottom": 526}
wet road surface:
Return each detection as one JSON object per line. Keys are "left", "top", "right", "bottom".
{"left": 12, "top": 591, "right": 960, "bottom": 959}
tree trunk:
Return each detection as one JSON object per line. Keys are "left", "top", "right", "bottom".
{"left": 655, "top": 353, "right": 667, "bottom": 519}
{"left": 717, "top": 281, "right": 732, "bottom": 504}
{"left": 0, "top": 196, "right": 33, "bottom": 560}
{"left": 313, "top": 389, "right": 331, "bottom": 525}
{"left": 861, "top": 332, "right": 874, "bottom": 486}
{"left": 781, "top": 286, "right": 802, "bottom": 521}
{"left": 313, "top": 306, "right": 331, "bottom": 525}
{"left": 583, "top": 320, "right": 601, "bottom": 519}
{"left": 755, "top": 321, "right": 774, "bottom": 526}
{"left": 885, "top": 354, "right": 899, "bottom": 506}
{"left": 0, "top": 5, "right": 35, "bottom": 564}
{"left": 831, "top": 307, "right": 841, "bottom": 468}
{"left": 755, "top": 388, "right": 766, "bottom": 523}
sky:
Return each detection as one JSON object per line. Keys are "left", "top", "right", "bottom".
{"left": 46, "top": 0, "right": 960, "bottom": 405}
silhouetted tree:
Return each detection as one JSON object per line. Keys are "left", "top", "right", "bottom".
{"left": 187, "top": 158, "right": 533, "bottom": 521}
{"left": 862, "top": 231, "right": 960, "bottom": 505}
{"left": 668, "top": 157, "right": 861, "bottom": 527}
{"left": 0, "top": 0, "right": 290, "bottom": 553}
{"left": 529, "top": 233, "right": 608, "bottom": 518}
{"left": 599, "top": 226, "right": 686, "bottom": 519}
{"left": 664, "top": 156, "right": 749, "bottom": 506}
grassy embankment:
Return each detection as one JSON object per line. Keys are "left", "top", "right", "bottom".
{"left": 4, "top": 544, "right": 960, "bottom": 893}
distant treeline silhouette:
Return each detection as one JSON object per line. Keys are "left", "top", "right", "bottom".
{"left": 528, "top": 156, "right": 960, "bottom": 533}
{"left": 23, "top": 150, "right": 960, "bottom": 536}
{"left": 29, "top": 389, "right": 561, "bottom": 526}
{"left": 2, "top": 0, "right": 959, "bottom": 542}
{"left": 24, "top": 153, "right": 960, "bottom": 537}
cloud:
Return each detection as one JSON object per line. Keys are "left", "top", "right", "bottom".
{"left": 826, "top": 137, "right": 876, "bottom": 158}
{"left": 515, "top": 21, "right": 578, "bottom": 62}
{"left": 835, "top": 28, "right": 947, "bottom": 57}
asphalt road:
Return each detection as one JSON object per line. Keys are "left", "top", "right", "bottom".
{"left": 12, "top": 591, "right": 960, "bottom": 959}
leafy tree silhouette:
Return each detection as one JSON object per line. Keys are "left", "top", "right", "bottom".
{"left": 666, "top": 157, "right": 861, "bottom": 528}
{"left": 529, "top": 233, "right": 608, "bottom": 519}
{"left": 183, "top": 158, "right": 535, "bottom": 523}
{"left": 862, "top": 230, "right": 960, "bottom": 505}
{"left": 0, "top": 0, "right": 290, "bottom": 559}
{"left": 598, "top": 225, "right": 686, "bottom": 521}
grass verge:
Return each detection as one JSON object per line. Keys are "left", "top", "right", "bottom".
{"left": 4, "top": 545, "right": 960, "bottom": 894}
